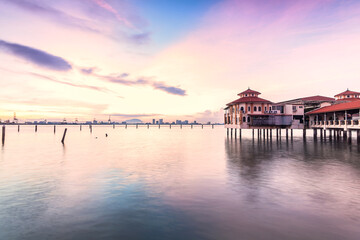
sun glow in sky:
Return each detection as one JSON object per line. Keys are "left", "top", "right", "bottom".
{"left": 1, "top": 0, "right": 360, "bottom": 123}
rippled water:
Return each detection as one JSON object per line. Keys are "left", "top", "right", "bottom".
{"left": 0, "top": 125, "right": 360, "bottom": 240}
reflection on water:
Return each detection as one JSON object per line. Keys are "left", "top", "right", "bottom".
{"left": 0, "top": 126, "right": 360, "bottom": 240}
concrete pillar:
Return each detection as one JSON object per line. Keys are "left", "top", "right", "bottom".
{"left": 270, "top": 129, "right": 272, "bottom": 139}
{"left": 231, "top": 128, "right": 233, "bottom": 138}
{"left": 291, "top": 129, "right": 293, "bottom": 139}
{"left": 252, "top": 129, "right": 254, "bottom": 138}
{"left": 239, "top": 129, "right": 242, "bottom": 139}
{"left": 320, "top": 129, "right": 323, "bottom": 139}
{"left": 324, "top": 129, "right": 326, "bottom": 139}
{"left": 313, "top": 129, "right": 317, "bottom": 138}
{"left": 303, "top": 129, "right": 306, "bottom": 139}
{"left": 343, "top": 130, "right": 347, "bottom": 140}
{"left": 357, "top": 130, "right": 360, "bottom": 144}
{"left": 286, "top": 129, "right": 289, "bottom": 140}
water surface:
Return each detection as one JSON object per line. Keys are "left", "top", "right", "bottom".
{"left": 1, "top": 125, "right": 360, "bottom": 240}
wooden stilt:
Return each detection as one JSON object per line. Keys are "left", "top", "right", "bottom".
{"left": 61, "top": 128, "right": 67, "bottom": 144}
{"left": 35, "top": 125, "right": 37, "bottom": 132}
{"left": 18, "top": 125, "right": 20, "bottom": 132}
{"left": 2, "top": 125, "right": 5, "bottom": 145}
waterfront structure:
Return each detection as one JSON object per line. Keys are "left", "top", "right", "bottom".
{"left": 307, "top": 90, "right": 360, "bottom": 132}
{"left": 224, "top": 88, "right": 294, "bottom": 129}
{"left": 334, "top": 89, "right": 360, "bottom": 101}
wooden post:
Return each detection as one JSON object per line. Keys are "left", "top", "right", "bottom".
{"left": 2, "top": 125, "right": 5, "bottom": 145}
{"left": 270, "top": 129, "right": 272, "bottom": 139}
{"left": 234, "top": 128, "right": 237, "bottom": 138}
{"left": 159, "top": 124, "right": 160, "bottom": 129}
{"left": 357, "top": 130, "right": 360, "bottom": 144}
{"left": 279, "top": 129, "right": 281, "bottom": 139}
{"left": 170, "top": 124, "right": 172, "bottom": 129}
{"left": 239, "top": 129, "right": 242, "bottom": 139}
{"left": 329, "top": 129, "right": 332, "bottom": 140}
{"left": 319, "top": 129, "right": 323, "bottom": 139}
{"left": 113, "top": 124, "right": 115, "bottom": 129}
{"left": 191, "top": 124, "right": 193, "bottom": 129}
{"left": 303, "top": 129, "right": 306, "bottom": 139}
{"left": 90, "top": 124, "right": 92, "bottom": 133}
{"left": 181, "top": 124, "right": 182, "bottom": 129}
{"left": 323, "top": 129, "right": 326, "bottom": 139}
{"left": 276, "top": 128, "right": 278, "bottom": 140}
{"left": 125, "top": 124, "right": 127, "bottom": 129}
{"left": 61, "top": 128, "right": 67, "bottom": 144}
{"left": 18, "top": 125, "right": 20, "bottom": 132}
{"left": 252, "top": 129, "right": 254, "bottom": 138}
{"left": 263, "top": 129, "right": 265, "bottom": 139}
{"left": 231, "top": 128, "right": 233, "bottom": 138}
{"left": 35, "top": 125, "right": 38, "bottom": 132}
{"left": 54, "top": 125, "right": 56, "bottom": 134}
{"left": 147, "top": 124, "right": 149, "bottom": 129}
{"left": 286, "top": 129, "right": 288, "bottom": 140}
{"left": 348, "top": 130, "right": 352, "bottom": 144}
{"left": 212, "top": 124, "right": 214, "bottom": 129}
{"left": 202, "top": 124, "right": 203, "bottom": 129}
{"left": 136, "top": 124, "right": 138, "bottom": 129}
{"left": 80, "top": 125, "right": 82, "bottom": 131}
{"left": 343, "top": 130, "right": 347, "bottom": 140}
{"left": 227, "top": 128, "right": 229, "bottom": 137}
{"left": 291, "top": 129, "right": 293, "bottom": 139}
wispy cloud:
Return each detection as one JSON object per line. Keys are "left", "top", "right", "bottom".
{"left": 2, "top": 0, "right": 101, "bottom": 33}
{"left": 99, "top": 74, "right": 187, "bottom": 96}
{"left": 0, "top": 39, "right": 72, "bottom": 71}
{"left": 92, "top": 0, "right": 133, "bottom": 28}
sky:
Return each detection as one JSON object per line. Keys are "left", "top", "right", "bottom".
{"left": 1, "top": 0, "right": 360, "bottom": 123}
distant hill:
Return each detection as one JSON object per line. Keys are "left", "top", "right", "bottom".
{"left": 125, "top": 119, "right": 142, "bottom": 123}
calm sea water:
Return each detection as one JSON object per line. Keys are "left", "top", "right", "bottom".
{"left": 0, "top": 125, "right": 360, "bottom": 240}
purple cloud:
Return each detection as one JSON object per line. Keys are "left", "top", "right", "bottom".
{"left": 0, "top": 39, "right": 72, "bottom": 71}
{"left": 152, "top": 82, "right": 187, "bottom": 96}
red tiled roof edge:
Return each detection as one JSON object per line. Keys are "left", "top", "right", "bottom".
{"left": 306, "top": 100, "right": 360, "bottom": 115}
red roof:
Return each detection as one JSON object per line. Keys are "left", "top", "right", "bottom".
{"left": 307, "top": 100, "right": 360, "bottom": 115}
{"left": 238, "top": 88, "right": 260, "bottom": 96}
{"left": 334, "top": 89, "right": 360, "bottom": 97}
{"left": 300, "top": 95, "right": 335, "bottom": 101}
{"left": 227, "top": 97, "right": 272, "bottom": 105}
{"left": 335, "top": 98, "right": 360, "bottom": 102}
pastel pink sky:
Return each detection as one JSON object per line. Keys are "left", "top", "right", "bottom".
{"left": 0, "top": 0, "right": 360, "bottom": 123}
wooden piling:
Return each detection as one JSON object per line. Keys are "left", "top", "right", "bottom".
{"left": 90, "top": 124, "right": 92, "bottom": 133}
{"left": 319, "top": 129, "right": 322, "bottom": 139}
{"left": 212, "top": 124, "right": 214, "bottom": 129}
{"left": 227, "top": 128, "right": 229, "bottom": 137}
{"left": 54, "top": 125, "right": 56, "bottom": 134}
{"left": 324, "top": 129, "right": 326, "bottom": 139}
{"left": 270, "top": 129, "right": 272, "bottom": 139}
{"left": 291, "top": 129, "right": 293, "bottom": 139}
{"left": 286, "top": 129, "right": 288, "bottom": 140}
{"left": 357, "top": 130, "right": 360, "bottom": 144}
{"left": 18, "top": 125, "right": 20, "bottom": 132}
{"left": 276, "top": 128, "right": 278, "bottom": 140}
{"left": 170, "top": 124, "right": 172, "bottom": 129}
{"left": 80, "top": 125, "right": 82, "bottom": 131}
{"left": 303, "top": 129, "right": 306, "bottom": 139}
{"left": 136, "top": 124, "right": 138, "bottom": 129}
{"left": 125, "top": 124, "right": 127, "bottom": 129}
{"left": 329, "top": 129, "right": 332, "bottom": 140}
{"left": 231, "top": 128, "right": 233, "bottom": 138}
{"left": 202, "top": 124, "right": 203, "bottom": 129}
{"left": 263, "top": 129, "right": 265, "bottom": 139}
{"left": 147, "top": 124, "right": 149, "bottom": 129}
{"left": 191, "top": 124, "right": 193, "bottom": 129}
{"left": 35, "top": 125, "right": 38, "bottom": 132}
{"left": 2, "top": 125, "right": 5, "bottom": 145}
{"left": 343, "top": 130, "right": 347, "bottom": 140}
{"left": 181, "top": 124, "right": 182, "bottom": 129}
{"left": 239, "top": 129, "right": 242, "bottom": 139}
{"left": 234, "top": 129, "right": 237, "bottom": 138}
{"left": 159, "top": 124, "right": 160, "bottom": 129}
{"left": 113, "top": 124, "right": 115, "bottom": 129}
{"left": 252, "top": 129, "right": 254, "bottom": 138}
{"left": 348, "top": 130, "right": 352, "bottom": 144}
{"left": 61, "top": 128, "right": 67, "bottom": 144}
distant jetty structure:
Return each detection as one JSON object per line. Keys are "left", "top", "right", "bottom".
{"left": 224, "top": 88, "right": 360, "bottom": 143}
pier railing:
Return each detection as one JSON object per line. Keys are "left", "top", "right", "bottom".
{"left": 310, "top": 119, "right": 360, "bottom": 129}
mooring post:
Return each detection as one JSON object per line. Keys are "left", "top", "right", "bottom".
{"left": 319, "top": 129, "right": 323, "bottom": 140}
{"left": 61, "top": 128, "right": 67, "bottom": 144}
{"left": 348, "top": 130, "right": 352, "bottom": 144}
{"left": 35, "top": 125, "right": 38, "bottom": 132}
{"left": 18, "top": 125, "right": 20, "bottom": 132}
{"left": 2, "top": 125, "right": 5, "bottom": 145}
{"left": 343, "top": 130, "right": 347, "bottom": 140}
{"left": 303, "top": 129, "right": 306, "bottom": 139}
